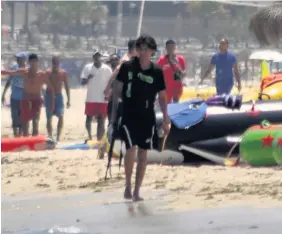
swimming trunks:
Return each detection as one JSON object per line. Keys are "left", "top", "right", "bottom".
{"left": 44, "top": 92, "right": 64, "bottom": 119}
{"left": 85, "top": 102, "right": 107, "bottom": 117}
{"left": 20, "top": 98, "right": 43, "bottom": 123}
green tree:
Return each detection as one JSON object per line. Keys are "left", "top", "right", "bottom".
{"left": 36, "top": 1, "right": 108, "bottom": 43}
{"left": 186, "top": 1, "right": 228, "bottom": 48}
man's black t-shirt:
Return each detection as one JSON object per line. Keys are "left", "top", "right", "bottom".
{"left": 116, "top": 57, "right": 166, "bottom": 124}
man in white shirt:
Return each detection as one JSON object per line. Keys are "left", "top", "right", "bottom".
{"left": 81, "top": 51, "right": 112, "bottom": 141}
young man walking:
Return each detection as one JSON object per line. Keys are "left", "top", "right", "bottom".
{"left": 1, "top": 51, "right": 28, "bottom": 137}
{"left": 45, "top": 54, "right": 70, "bottom": 142}
{"left": 110, "top": 35, "right": 170, "bottom": 201}
{"left": 81, "top": 51, "right": 112, "bottom": 141}
{"left": 201, "top": 38, "right": 241, "bottom": 95}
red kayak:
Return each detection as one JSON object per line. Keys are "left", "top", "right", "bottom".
{"left": 1, "top": 136, "right": 56, "bottom": 152}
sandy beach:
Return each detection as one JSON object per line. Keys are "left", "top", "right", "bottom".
{"left": 2, "top": 87, "right": 282, "bottom": 211}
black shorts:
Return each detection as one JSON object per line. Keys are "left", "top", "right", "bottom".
{"left": 120, "top": 120, "right": 158, "bottom": 150}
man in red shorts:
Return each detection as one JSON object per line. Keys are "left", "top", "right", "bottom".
{"left": 2, "top": 54, "right": 55, "bottom": 136}
{"left": 157, "top": 40, "right": 186, "bottom": 103}
{"left": 81, "top": 51, "right": 112, "bottom": 140}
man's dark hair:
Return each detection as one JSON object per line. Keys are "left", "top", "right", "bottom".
{"left": 110, "top": 53, "right": 120, "bottom": 60}
{"left": 135, "top": 34, "right": 157, "bottom": 51}
{"left": 127, "top": 39, "right": 136, "bottom": 52}
{"left": 28, "top": 53, "right": 38, "bottom": 61}
{"left": 220, "top": 38, "right": 229, "bottom": 44}
{"left": 165, "top": 39, "right": 176, "bottom": 46}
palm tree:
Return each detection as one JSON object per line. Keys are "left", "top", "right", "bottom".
{"left": 249, "top": 2, "right": 282, "bottom": 46}
{"left": 36, "top": 2, "right": 108, "bottom": 35}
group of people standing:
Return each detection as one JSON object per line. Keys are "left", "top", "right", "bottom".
{"left": 2, "top": 53, "right": 70, "bottom": 141}
{"left": 2, "top": 35, "right": 241, "bottom": 201}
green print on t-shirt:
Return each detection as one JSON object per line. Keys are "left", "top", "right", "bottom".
{"left": 138, "top": 72, "right": 154, "bottom": 84}
{"left": 126, "top": 71, "right": 133, "bottom": 97}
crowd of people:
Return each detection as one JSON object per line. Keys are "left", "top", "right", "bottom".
{"left": 1, "top": 34, "right": 241, "bottom": 201}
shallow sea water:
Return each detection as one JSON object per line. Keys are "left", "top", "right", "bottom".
{"left": 2, "top": 191, "right": 282, "bottom": 234}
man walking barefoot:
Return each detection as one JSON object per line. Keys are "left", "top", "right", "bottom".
{"left": 81, "top": 51, "right": 112, "bottom": 141}
{"left": 1, "top": 51, "right": 28, "bottom": 137}
{"left": 45, "top": 54, "right": 70, "bottom": 142}
{"left": 110, "top": 35, "right": 170, "bottom": 201}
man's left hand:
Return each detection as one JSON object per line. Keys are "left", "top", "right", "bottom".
{"left": 237, "top": 83, "right": 242, "bottom": 93}
{"left": 66, "top": 101, "right": 70, "bottom": 109}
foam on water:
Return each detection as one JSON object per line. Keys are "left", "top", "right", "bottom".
{"left": 4, "top": 226, "right": 88, "bottom": 234}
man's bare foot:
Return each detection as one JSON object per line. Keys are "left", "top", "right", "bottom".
{"left": 124, "top": 187, "right": 132, "bottom": 199}
{"left": 132, "top": 193, "right": 144, "bottom": 202}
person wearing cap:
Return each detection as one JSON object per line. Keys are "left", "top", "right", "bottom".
{"left": 2, "top": 53, "right": 55, "bottom": 136}
{"left": 156, "top": 40, "right": 186, "bottom": 103}
{"left": 1, "top": 51, "right": 28, "bottom": 137}
{"left": 81, "top": 51, "right": 112, "bottom": 141}
{"left": 110, "top": 34, "right": 170, "bottom": 201}
{"left": 103, "top": 39, "right": 137, "bottom": 100}
{"left": 45, "top": 53, "right": 71, "bottom": 142}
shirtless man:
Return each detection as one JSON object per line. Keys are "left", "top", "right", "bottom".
{"left": 2, "top": 54, "right": 55, "bottom": 136}
{"left": 45, "top": 54, "right": 70, "bottom": 142}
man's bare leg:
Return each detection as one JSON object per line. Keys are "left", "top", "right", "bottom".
{"left": 19, "top": 126, "right": 23, "bottom": 136}
{"left": 46, "top": 116, "right": 53, "bottom": 138}
{"left": 12, "top": 127, "right": 19, "bottom": 137}
{"left": 133, "top": 148, "right": 148, "bottom": 201}
{"left": 32, "top": 114, "right": 40, "bottom": 136}
{"left": 85, "top": 116, "right": 93, "bottom": 140}
{"left": 56, "top": 116, "right": 64, "bottom": 142}
{"left": 22, "top": 122, "right": 29, "bottom": 136}
{"left": 124, "top": 146, "right": 137, "bottom": 199}
{"left": 96, "top": 115, "right": 105, "bottom": 141}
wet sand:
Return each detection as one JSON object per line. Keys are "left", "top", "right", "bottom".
{"left": 2, "top": 88, "right": 282, "bottom": 211}
{"left": 2, "top": 191, "right": 282, "bottom": 234}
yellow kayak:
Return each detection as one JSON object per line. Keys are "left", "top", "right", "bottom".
{"left": 260, "top": 80, "right": 282, "bottom": 100}
{"left": 180, "top": 81, "right": 282, "bottom": 102}
{"left": 180, "top": 86, "right": 260, "bottom": 102}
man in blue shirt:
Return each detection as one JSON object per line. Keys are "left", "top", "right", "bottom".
{"left": 1, "top": 51, "right": 28, "bottom": 137}
{"left": 201, "top": 38, "right": 241, "bottom": 95}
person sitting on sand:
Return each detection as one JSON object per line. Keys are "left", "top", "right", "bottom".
{"left": 1, "top": 51, "right": 28, "bottom": 137}
{"left": 45, "top": 54, "right": 70, "bottom": 142}
{"left": 2, "top": 53, "right": 55, "bottom": 136}
{"left": 81, "top": 51, "right": 112, "bottom": 141}
{"left": 109, "top": 34, "right": 170, "bottom": 201}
